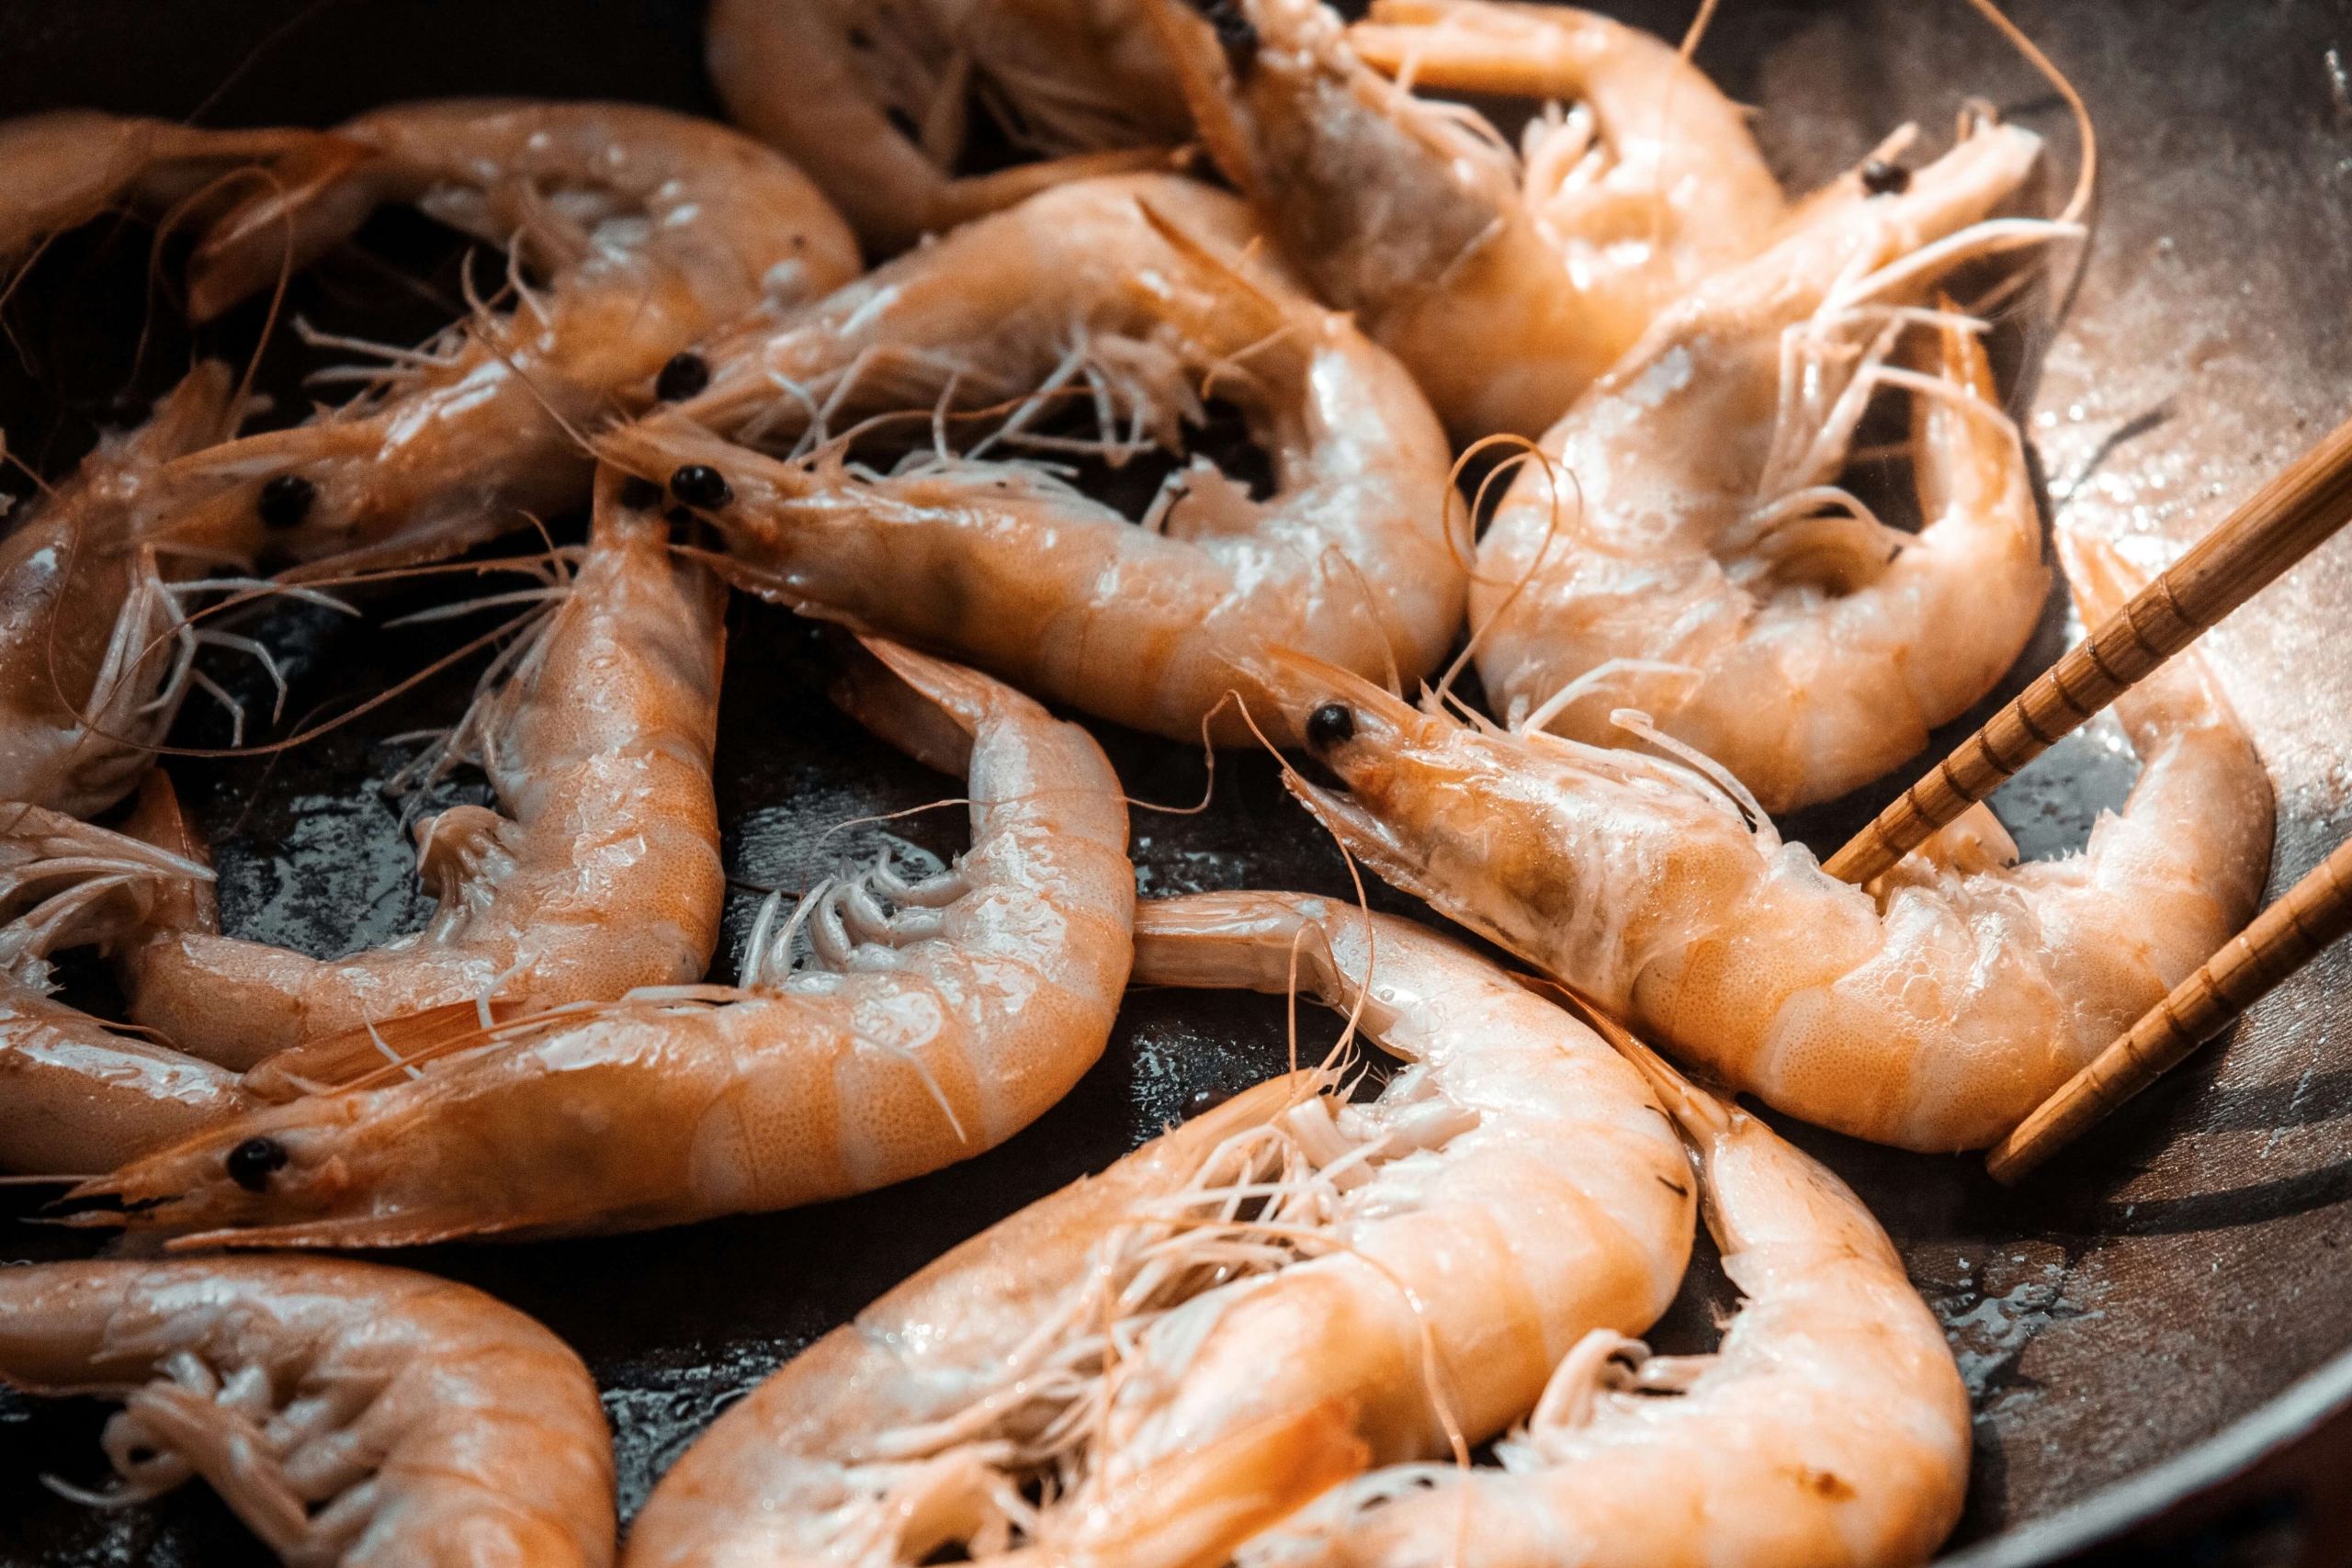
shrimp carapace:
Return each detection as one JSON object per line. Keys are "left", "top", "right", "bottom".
{"left": 1245, "top": 1032, "right": 1972, "bottom": 1568}
{"left": 0, "top": 1257, "right": 614, "bottom": 1567}
{"left": 0, "top": 802, "right": 257, "bottom": 1174}
{"left": 602, "top": 172, "right": 1462, "bottom": 748}
{"left": 707, "top": 0, "right": 1189, "bottom": 254}
{"left": 1473, "top": 118, "right": 2063, "bottom": 811}
{"left": 155, "top": 100, "right": 859, "bottom": 576}
{"left": 1250, "top": 522, "right": 2273, "bottom": 1151}
{"left": 1148, "top": 0, "right": 1787, "bottom": 440}
{"left": 623, "top": 891, "right": 1695, "bottom": 1567}
{"left": 114, "top": 464, "right": 728, "bottom": 1069}
{"left": 70, "top": 638, "right": 1135, "bottom": 1246}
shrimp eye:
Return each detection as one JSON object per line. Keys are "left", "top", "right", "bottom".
{"left": 1306, "top": 703, "right": 1355, "bottom": 751}
{"left": 226, "top": 1136, "right": 288, "bottom": 1191}
{"left": 617, "top": 475, "right": 664, "bottom": 512}
{"left": 669, "top": 465, "right": 732, "bottom": 511}
{"left": 257, "top": 474, "right": 316, "bottom": 532}
{"left": 1860, "top": 157, "right": 1910, "bottom": 196}
{"left": 1183, "top": 1087, "right": 1234, "bottom": 1119}
{"left": 655, "top": 352, "right": 711, "bottom": 402}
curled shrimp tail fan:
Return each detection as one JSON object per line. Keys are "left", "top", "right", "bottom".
{"left": 823, "top": 630, "right": 1015, "bottom": 775}
{"left": 183, "top": 134, "right": 381, "bottom": 324}
{"left": 111, "top": 770, "right": 220, "bottom": 941}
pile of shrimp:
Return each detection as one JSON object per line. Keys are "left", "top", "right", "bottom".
{"left": 0, "top": 2, "right": 2276, "bottom": 1566}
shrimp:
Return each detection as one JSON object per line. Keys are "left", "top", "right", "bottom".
{"left": 1245, "top": 1024, "right": 1971, "bottom": 1568}
{"left": 0, "top": 110, "right": 317, "bottom": 267}
{"left": 67, "top": 637, "right": 1134, "bottom": 1246}
{"left": 0, "top": 1257, "right": 612, "bottom": 1567}
{"left": 0, "top": 362, "right": 281, "bottom": 819}
{"left": 1474, "top": 120, "right": 2060, "bottom": 811}
{"left": 151, "top": 100, "right": 859, "bottom": 575}
{"left": 109, "top": 464, "right": 728, "bottom": 1070}
{"left": 0, "top": 803, "right": 258, "bottom": 1173}
{"left": 622, "top": 890, "right": 1695, "bottom": 1568}
{"left": 1148, "top": 0, "right": 1787, "bottom": 440}
{"left": 707, "top": 0, "right": 1188, "bottom": 254}
{"left": 600, "top": 173, "right": 1462, "bottom": 748}
{"left": 1252, "top": 523, "right": 2274, "bottom": 1152}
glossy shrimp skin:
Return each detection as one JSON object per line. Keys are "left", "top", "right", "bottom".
{"left": 1254, "top": 528, "right": 2273, "bottom": 1152}
{"left": 1249, "top": 1035, "right": 1970, "bottom": 1568}
{"left": 605, "top": 174, "right": 1461, "bottom": 748}
{"left": 73, "top": 638, "right": 1133, "bottom": 1247}
{"left": 625, "top": 891, "right": 1694, "bottom": 1568}
{"left": 0, "top": 1258, "right": 612, "bottom": 1567}
{"left": 1152, "top": 0, "right": 1784, "bottom": 441}
{"left": 160, "top": 99, "right": 859, "bottom": 574}
{"left": 707, "top": 0, "right": 1185, "bottom": 254}
{"left": 0, "top": 364, "right": 252, "bottom": 819}
{"left": 113, "top": 466, "right": 728, "bottom": 1071}
{"left": 0, "top": 805, "right": 256, "bottom": 1174}
{"left": 1475, "top": 123, "right": 2054, "bottom": 811}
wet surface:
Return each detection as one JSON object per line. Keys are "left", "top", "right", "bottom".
{"left": 3, "top": 0, "right": 2351, "bottom": 1562}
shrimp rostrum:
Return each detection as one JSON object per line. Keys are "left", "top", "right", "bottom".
{"left": 153, "top": 99, "right": 858, "bottom": 575}
{"left": 1150, "top": 0, "right": 1788, "bottom": 440}
{"left": 622, "top": 891, "right": 1694, "bottom": 1568}
{"left": 67, "top": 638, "right": 1133, "bottom": 1246}
{"left": 1246, "top": 1024, "right": 1971, "bottom": 1568}
{"left": 0, "top": 1258, "right": 612, "bottom": 1567}
{"left": 0, "top": 804, "right": 255, "bottom": 1174}
{"left": 111, "top": 464, "right": 728, "bottom": 1071}
{"left": 1250, "top": 524, "right": 2273, "bottom": 1153}
{"left": 1474, "top": 118, "right": 2064, "bottom": 811}
{"left": 603, "top": 173, "right": 1463, "bottom": 748}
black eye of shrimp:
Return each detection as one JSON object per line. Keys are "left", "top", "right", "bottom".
{"left": 1860, "top": 157, "right": 1911, "bottom": 196}
{"left": 1306, "top": 703, "right": 1355, "bottom": 751}
{"left": 655, "top": 352, "right": 711, "bottom": 401}
{"left": 257, "top": 474, "right": 316, "bottom": 532}
{"left": 669, "top": 465, "right": 732, "bottom": 510}
{"left": 226, "top": 1136, "right": 289, "bottom": 1191}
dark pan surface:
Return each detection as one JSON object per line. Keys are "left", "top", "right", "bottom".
{"left": 1, "top": 1, "right": 2348, "bottom": 1562}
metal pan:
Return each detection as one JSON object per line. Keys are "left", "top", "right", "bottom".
{"left": 0, "top": 1, "right": 2346, "bottom": 1561}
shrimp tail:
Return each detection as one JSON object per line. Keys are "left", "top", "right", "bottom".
{"left": 183, "top": 133, "right": 381, "bottom": 323}
{"left": 113, "top": 770, "right": 220, "bottom": 940}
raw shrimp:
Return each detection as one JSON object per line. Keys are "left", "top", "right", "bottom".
{"left": 111, "top": 464, "right": 728, "bottom": 1070}
{"left": 1475, "top": 120, "right": 2059, "bottom": 811}
{"left": 1150, "top": 0, "right": 1786, "bottom": 439}
{"left": 0, "top": 362, "right": 278, "bottom": 819}
{"left": 1245, "top": 1023, "right": 1971, "bottom": 1568}
{"left": 0, "top": 110, "right": 316, "bottom": 267}
{"left": 0, "top": 1257, "right": 612, "bottom": 1567}
{"left": 602, "top": 173, "right": 1462, "bottom": 748}
{"left": 70, "top": 637, "right": 1133, "bottom": 1246}
{"left": 707, "top": 0, "right": 1187, "bottom": 254}
{"left": 622, "top": 890, "right": 1695, "bottom": 1568}
{"left": 1252, "top": 526, "right": 2273, "bottom": 1152}
{"left": 154, "top": 99, "right": 859, "bottom": 574}
{"left": 0, "top": 803, "right": 256, "bottom": 1174}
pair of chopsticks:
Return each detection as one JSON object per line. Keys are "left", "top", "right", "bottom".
{"left": 1817, "top": 411, "right": 2352, "bottom": 1184}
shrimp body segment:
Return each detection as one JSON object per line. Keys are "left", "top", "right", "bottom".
{"left": 74, "top": 639, "right": 1134, "bottom": 1246}
{"left": 0, "top": 1258, "right": 613, "bottom": 1567}
{"left": 625, "top": 891, "right": 1694, "bottom": 1568}
{"left": 605, "top": 174, "right": 1463, "bottom": 747}
{"left": 707, "top": 0, "right": 1187, "bottom": 254}
{"left": 162, "top": 100, "right": 859, "bottom": 573}
{"left": 115, "top": 467, "right": 728, "bottom": 1070}
{"left": 1152, "top": 0, "right": 1785, "bottom": 440}
{"left": 1258, "top": 527, "right": 2272, "bottom": 1151}
{"left": 1248, "top": 1037, "right": 1971, "bottom": 1568}
{"left": 0, "top": 110, "right": 318, "bottom": 266}
{"left": 0, "top": 363, "right": 256, "bottom": 819}
{"left": 0, "top": 805, "right": 255, "bottom": 1174}
{"left": 1475, "top": 123, "right": 2057, "bottom": 810}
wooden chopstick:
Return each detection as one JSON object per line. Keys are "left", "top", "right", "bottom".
{"left": 1824, "top": 410, "right": 2352, "bottom": 886}
{"left": 1985, "top": 835, "right": 2352, "bottom": 1183}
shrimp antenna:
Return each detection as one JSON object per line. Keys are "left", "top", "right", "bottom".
{"left": 1427, "top": 434, "right": 1576, "bottom": 716}
{"left": 1678, "top": 0, "right": 1722, "bottom": 59}
{"left": 1959, "top": 0, "right": 2098, "bottom": 318}
{"left": 1121, "top": 688, "right": 1239, "bottom": 818}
